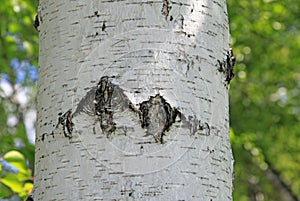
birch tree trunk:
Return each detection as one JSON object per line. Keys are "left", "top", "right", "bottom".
{"left": 34, "top": 0, "right": 234, "bottom": 200}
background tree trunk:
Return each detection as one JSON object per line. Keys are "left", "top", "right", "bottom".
{"left": 35, "top": 0, "right": 234, "bottom": 200}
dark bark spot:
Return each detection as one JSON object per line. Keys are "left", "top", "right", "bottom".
{"left": 41, "top": 133, "right": 46, "bottom": 141}
{"left": 94, "top": 11, "right": 100, "bottom": 17}
{"left": 217, "top": 48, "right": 236, "bottom": 85}
{"left": 56, "top": 109, "right": 74, "bottom": 138}
{"left": 102, "top": 21, "right": 106, "bottom": 31}
{"left": 33, "top": 15, "right": 39, "bottom": 31}
{"left": 161, "top": 0, "right": 171, "bottom": 20}
{"left": 94, "top": 76, "right": 116, "bottom": 137}
{"left": 139, "top": 94, "right": 179, "bottom": 143}
{"left": 25, "top": 194, "right": 34, "bottom": 201}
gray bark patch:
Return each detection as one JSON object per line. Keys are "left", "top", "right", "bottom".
{"left": 74, "top": 87, "right": 96, "bottom": 116}
{"left": 185, "top": 115, "right": 210, "bottom": 136}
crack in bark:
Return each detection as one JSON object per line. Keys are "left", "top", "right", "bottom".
{"left": 217, "top": 48, "right": 236, "bottom": 85}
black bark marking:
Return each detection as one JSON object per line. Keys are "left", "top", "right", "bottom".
{"left": 217, "top": 48, "right": 236, "bottom": 85}
{"left": 139, "top": 94, "right": 179, "bottom": 143}
{"left": 161, "top": 0, "right": 171, "bottom": 20}
{"left": 88, "top": 11, "right": 100, "bottom": 18}
{"left": 56, "top": 109, "right": 74, "bottom": 138}
{"left": 41, "top": 133, "right": 47, "bottom": 141}
{"left": 87, "top": 32, "right": 100, "bottom": 38}
{"left": 94, "top": 11, "right": 100, "bottom": 17}
{"left": 200, "top": 122, "right": 210, "bottom": 136}
{"left": 204, "top": 146, "right": 215, "bottom": 154}
{"left": 94, "top": 76, "right": 116, "bottom": 137}
{"left": 25, "top": 194, "right": 34, "bottom": 201}
{"left": 34, "top": 15, "right": 39, "bottom": 31}
{"left": 102, "top": 21, "right": 106, "bottom": 31}
{"left": 40, "top": 131, "right": 54, "bottom": 142}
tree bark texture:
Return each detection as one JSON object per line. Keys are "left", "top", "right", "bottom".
{"left": 35, "top": 0, "right": 234, "bottom": 200}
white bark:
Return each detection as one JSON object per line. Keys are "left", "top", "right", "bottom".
{"left": 35, "top": 0, "right": 234, "bottom": 200}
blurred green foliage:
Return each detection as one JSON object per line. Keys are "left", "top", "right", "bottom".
{"left": 0, "top": 150, "right": 33, "bottom": 199}
{"left": 0, "top": 0, "right": 38, "bottom": 199}
{"left": 0, "top": 0, "right": 38, "bottom": 75}
{"left": 228, "top": 0, "right": 300, "bottom": 200}
{"left": 0, "top": 0, "right": 299, "bottom": 200}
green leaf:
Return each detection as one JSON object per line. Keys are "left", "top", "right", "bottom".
{"left": 4, "top": 150, "right": 27, "bottom": 174}
{"left": 0, "top": 182, "right": 14, "bottom": 198}
{"left": 0, "top": 174, "right": 23, "bottom": 193}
